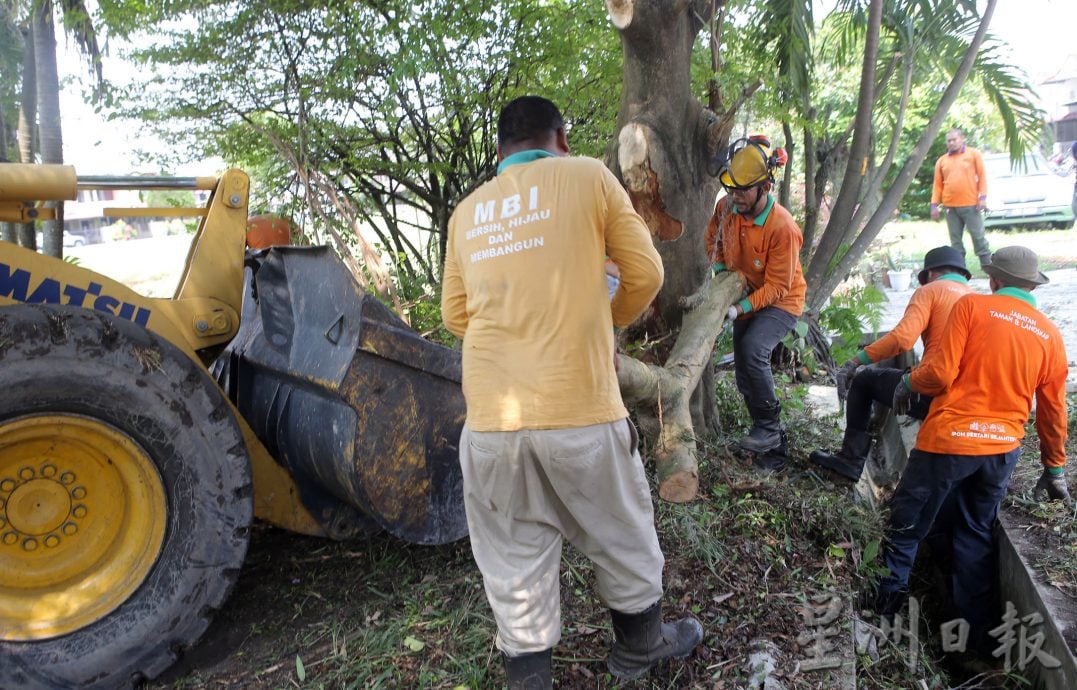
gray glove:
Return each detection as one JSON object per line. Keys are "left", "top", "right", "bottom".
{"left": 891, "top": 379, "right": 913, "bottom": 416}
{"left": 835, "top": 359, "right": 860, "bottom": 407}
{"left": 1034, "top": 469, "right": 1072, "bottom": 503}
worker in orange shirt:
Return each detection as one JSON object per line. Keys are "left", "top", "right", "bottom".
{"left": 931, "top": 128, "right": 991, "bottom": 268}
{"left": 705, "top": 136, "right": 806, "bottom": 454}
{"left": 809, "top": 246, "right": 973, "bottom": 481}
{"left": 872, "top": 246, "right": 1069, "bottom": 660}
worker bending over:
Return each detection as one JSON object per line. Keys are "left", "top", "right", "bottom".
{"left": 873, "top": 246, "right": 1070, "bottom": 661}
{"left": 810, "top": 246, "right": 972, "bottom": 481}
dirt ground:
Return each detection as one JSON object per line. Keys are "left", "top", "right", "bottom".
{"left": 63, "top": 232, "right": 1076, "bottom": 689}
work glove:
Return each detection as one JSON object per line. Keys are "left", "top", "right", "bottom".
{"left": 891, "top": 378, "right": 913, "bottom": 416}
{"left": 1034, "top": 469, "right": 1072, "bottom": 503}
{"left": 726, "top": 306, "right": 739, "bottom": 323}
{"left": 835, "top": 359, "right": 860, "bottom": 407}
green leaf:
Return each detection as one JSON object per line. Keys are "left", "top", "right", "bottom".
{"left": 295, "top": 654, "right": 306, "bottom": 681}
{"left": 828, "top": 544, "right": 846, "bottom": 558}
{"left": 794, "top": 320, "right": 809, "bottom": 337}
{"left": 404, "top": 635, "right": 425, "bottom": 651}
{"left": 863, "top": 538, "right": 880, "bottom": 563}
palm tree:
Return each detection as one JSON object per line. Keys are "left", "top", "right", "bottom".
{"left": 1, "top": 1, "right": 27, "bottom": 244}
{"left": 802, "top": 0, "right": 1011, "bottom": 312}
{"left": 12, "top": 0, "right": 102, "bottom": 257}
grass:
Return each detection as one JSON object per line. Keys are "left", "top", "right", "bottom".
{"left": 868, "top": 220, "right": 1077, "bottom": 274}
{"left": 158, "top": 372, "right": 965, "bottom": 689}
{"left": 1001, "top": 393, "right": 1077, "bottom": 600}
{"left": 152, "top": 235, "right": 1075, "bottom": 688}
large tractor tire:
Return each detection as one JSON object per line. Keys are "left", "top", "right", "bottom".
{"left": 0, "top": 305, "right": 253, "bottom": 689}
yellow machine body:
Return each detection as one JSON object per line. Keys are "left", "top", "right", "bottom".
{"left": 1, "top": 157, "right": 464, "bottom": 690}
{"left": 0, "top": 165, "right": 324, "bottom": 536}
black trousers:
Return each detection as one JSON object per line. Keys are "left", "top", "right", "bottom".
{"left": 879, "top": 448, "right": 1021, "bottom": 652}
{"left": 845, "top": 366, "right": 932, "bottom": 432}
{"left": 732, "top": 306, "right": 797, "bottom": 409}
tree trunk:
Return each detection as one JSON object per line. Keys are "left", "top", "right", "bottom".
{"left": 605, "top": 0, "right": 723, "bottom": 329}
{"left": 800, "top": 107, "right": 818, "bottom": 257}
{"left": 779, "top": 119, "right": 794, "bottom": 210}
{"left": 16, "top": 23, "right": 37, "bottom": 249}
{"left": 34, "top": 0, "right": 64, "bottom": 259}
{"left": 603, "top": 0, "right": 762, "bottom": 500}
{"left": 803, "top": 0, "right": 883, "bottom": 293}
{"left": 603, "top": 0, "right": 761, "bottom": 500}
{"left": 807, "top": 0, "right": 998, "bottom": 311}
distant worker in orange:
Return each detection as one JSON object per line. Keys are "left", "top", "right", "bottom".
{"left": 873, "top": 246, "right": 1070, "bottom": 661}
{"left": 931, "top": 128, "right": 991, "bottom": 268}
{"left": 809, "top": 246, "right": 973, "bottom": 482}
{"left": 705, "top": 136, "right": 806, "bottom": 455}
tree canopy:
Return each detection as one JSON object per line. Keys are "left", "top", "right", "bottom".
{"left": 97, "top": 0, "right": 622, "bottom": 300}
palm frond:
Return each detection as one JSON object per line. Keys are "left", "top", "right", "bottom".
{"left": 973, "top": 40, "right": 1045, "bottom": 160}
{"left": 57, "top": 0, "right": 103, "bottom": 97}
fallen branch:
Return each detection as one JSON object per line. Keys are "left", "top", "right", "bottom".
{"left": 618, "top": 271, "right": 746, "bottom": 502}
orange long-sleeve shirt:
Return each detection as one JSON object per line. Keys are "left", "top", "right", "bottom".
{"left": 704, "top": 195, "right": 806, "bottom": 317}
{"left": 909, "top": 289, "right": 1069, "bottom": 468}
{"left": 931, "top": 147, "right": 987, "bottom": 208}
{"left": 860, "top": 275, "right": 972, "bottom": 363}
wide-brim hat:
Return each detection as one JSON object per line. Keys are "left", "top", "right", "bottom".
{"left": 983, "top": 246, "right": 1050, "bottom": 287}
{"left": 917, "top": 245, "right": 971, "bottom": 285}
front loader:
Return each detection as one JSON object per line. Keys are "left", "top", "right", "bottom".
{"left": 0, "top": 164, "right": 467, "bottom": 689}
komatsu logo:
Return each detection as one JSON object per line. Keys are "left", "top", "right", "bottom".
{"left": 0, "top": 261, "right": 152, "bottom": 326}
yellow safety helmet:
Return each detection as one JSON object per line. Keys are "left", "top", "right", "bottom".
{"left": 717, "top": 136, "right": 787, "bottom": 190}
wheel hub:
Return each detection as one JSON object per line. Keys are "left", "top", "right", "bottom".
{"left": 0, "top": 414, "right": 167, "bottom": 641}
{"left": 5, "top": 473, "right": 77, "bottom": 540}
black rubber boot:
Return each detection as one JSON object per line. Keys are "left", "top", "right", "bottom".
{"left": 871, "top": 586, "right": 909, "bottom": 620}
{"left": 809, "top": 430, "right": 873, "bottom": 482}
{"left": 753, "top": 431, "right": 789, "bottom": 473}
{"left": 739, "top": 401, "right": 783, "bottom": 453}
{"left": 504, "top": 649, "right": 552, "bottom": 690}
{"left": 607, "top": 601, "right": 704, "bottom": 681}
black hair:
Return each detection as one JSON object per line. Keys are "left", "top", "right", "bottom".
{"left": 497, "top": 96, "right": 564, "bottom": 148}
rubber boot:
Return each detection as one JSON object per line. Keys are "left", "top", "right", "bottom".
{"left": 607, "top": 601, "right": 704, "bottom": 681}
{"left": 739, "top": 401, "right": 783, "bottom": 453}
{"left": 977, "top": 253, "right": 992, "bottom": 268}
{"left": 809, "top": 430, "right": 873, "bottom": 482}
{"left": 504, "top": 649, "right": 552, "bottom": 690}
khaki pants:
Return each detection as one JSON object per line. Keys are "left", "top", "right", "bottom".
{"left": 460, "top": 420, "right": 665, "bottom": 656}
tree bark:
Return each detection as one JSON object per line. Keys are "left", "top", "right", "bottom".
{"left": 779, "top": 119, "right": 794, "bottom": 210}
{"left": 605, "top": 0, "right": 722, "bottom": 330}
{"left": 803, "top": 0, "right": 882, "bottom": 293}
{"left": 605, "top": 0, "right": 754, "bottom": 450}
{"left": 617, "top": 271, "right": 746, "bottom": 502}
{"left": 16, "top": 23, "right": 37, "bottom": 249}
{"left": 34, "top": 0, "right": 64, "bottom": 259}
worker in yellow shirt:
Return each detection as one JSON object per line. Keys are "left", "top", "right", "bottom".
{"left": 442, "top": 96, "right": 702, "bottom": 688}
{"left": 931, "top": 128, "right": 991, "bottom": 268}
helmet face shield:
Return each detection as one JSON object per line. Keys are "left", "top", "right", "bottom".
{"left": 718, "top": 137, "right": 774, "bottom": 191}
{"left": 716, "top": 135, "right": 788, "bottom": 193}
